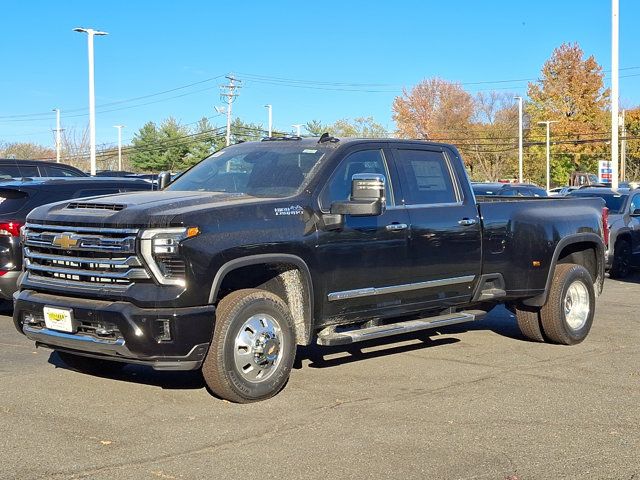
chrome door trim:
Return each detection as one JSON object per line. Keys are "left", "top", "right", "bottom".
{"left": 327, "top": 275, "right": 475, "bottom": 302}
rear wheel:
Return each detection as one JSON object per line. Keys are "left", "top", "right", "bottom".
{"left": 57, "top": 351, "right": 126, "bottom": 374}
{"left": 540, "top": 263, "right": 595, "bottom": 345}
{"left": 610, "top": 239, "right": 632, "bottom": 279}
{"left": 202, "top": 289, "right": 296, "bottom": 403}
{"left": 514, "top": 305, "right": 545, "bottom": 342}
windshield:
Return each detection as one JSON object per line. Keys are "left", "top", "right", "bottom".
{"left": 472, "top": 184, "right": 506, "bottom": 195}
{"left": 570, "top": 192, "right": 628, "bottom": 213}
{"left": 167, "top": 143, "right": 328, "bottom": 197}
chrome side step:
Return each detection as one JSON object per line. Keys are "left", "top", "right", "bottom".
{"left": 316, "top": 310, "right": 486, "bottom": 346}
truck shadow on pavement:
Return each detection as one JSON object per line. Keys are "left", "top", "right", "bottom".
{"left": 45, "top": 306, "right": 525, "bottom": 390}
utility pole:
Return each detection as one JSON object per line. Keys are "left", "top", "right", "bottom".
{"left": 53, "top": 108, "right": 63, "bottom": 163}
{"left": 113, "top": 125, "right": 125, "bottom": 171}
{"left": 620, "top": 110, "right": 626, "bottom": 181}
{"left": 538, "top": 121, "right": 558, "bottom": 192}
{"left": 220, "top": 74, "right": 240, "bottom": 146}
{"left": 264, "top": 104, "right": 272, "bottom": 137}
{"left": 514, "top": 97, "right": 523, "bottom": 183}
{"left": 292, "top": 124, "right": 303, "bottom": 136}
{"left": 74, "top": 27, "right": 109, "bottom": 176}
{"left": 611, "top": 0, "right": 620, "bottom": 189}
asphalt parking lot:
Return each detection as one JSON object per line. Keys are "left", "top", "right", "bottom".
{"left": 1, "top": 275, "right": 639, "bottom": 480}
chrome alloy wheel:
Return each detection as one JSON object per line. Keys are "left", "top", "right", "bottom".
{"left": 233, "top": 314, "right": 284, "bottom": 383}
{"left": 564, "top": 280, "right": 590, "bottom": 330}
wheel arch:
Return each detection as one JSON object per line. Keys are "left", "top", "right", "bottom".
{"left": 523, "top": 233, "right": 604, "bottom": 307}
{"left": 208, "top": 254, "right": 315, "bottom": 345}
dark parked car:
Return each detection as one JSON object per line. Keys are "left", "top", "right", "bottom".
{"left": 568, "top": 187, "right": 640, "bottom": 278}
{"left": 14, "top": 138, "right": 605, "bottom": 403}
{"left": 472, "top": 182, "right": 548, "bottom": 197}
{"left": 0, "top": 177, "right": 153, "bottom": 300}
{"left": 0, "top": 159, "right": 86, "bottom": 179}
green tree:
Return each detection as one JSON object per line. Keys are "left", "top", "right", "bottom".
{"left": 330, "top": 117, "right": 388, "bottom": 137}
{"left": 129, "top": 121, "right": 164, "bottom": 171}
{"left": 305, "top": 119, "right": 330, "bottom": 136}
{"left": 526, "top": 42, "right": 609, "bottom": 186}
{"left": 230, "top": 118, "right": 265, "bottom": 142}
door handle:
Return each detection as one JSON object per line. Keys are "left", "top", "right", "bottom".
{"left": 386, "top": 223, "right": 408, "bottom": 231}
{"left": 458, "top": 218, "right": 477, "bottom": 226}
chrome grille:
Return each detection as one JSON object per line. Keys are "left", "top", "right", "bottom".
{"left": 24, "top": 223, "right": 150, "bottom": 289}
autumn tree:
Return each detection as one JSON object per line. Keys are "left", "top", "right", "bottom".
{"left": 392, "top": 77, "right": 474, "bottom": 140}
{"left": 0, "top": 142, "right": 55, "bottom": 160}
{"left": 466, "top": 92, "right": 520, "bottom": 181}
{"left": 622, "top": 107, "right": 640, "bottom": 180}
{"left": 526, "top": 42, "right": 609, "bottom": 185}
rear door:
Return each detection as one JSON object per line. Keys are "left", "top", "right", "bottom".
{"left": 389, "top": 145, "right": 482, "bottom": 307}
{"left": 628, "top": 193, "right": 640, "bottom": 265}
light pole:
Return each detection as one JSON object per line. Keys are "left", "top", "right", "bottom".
{"left": 538, "top": 121, "right": 558, "bottom": 192}
{"left": 113, "top": 125, "right": 125, "bottom": 171}
{"left": 264, "top": 104, "right": 272, "bottom": 137}
{"left": 73, "top": 27, "right": 108, "bottom": 176}
{"left": 292, "top": 124, "right": 303, "bottom": 136}
{"left": 620, "top": 110, "right": 626, "bottom": 181}
{"left": 611, "top": 0, "right": 620, "bottom": 189}
{"left": 53, "top": 108, "right": 62, "bottom": 163}
{"left": 514, "top": 96, "right": 523, "bottom": 183}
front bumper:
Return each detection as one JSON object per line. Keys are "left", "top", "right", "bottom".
{"left": 14, "top": 290, "right": 216, "bottom": 370}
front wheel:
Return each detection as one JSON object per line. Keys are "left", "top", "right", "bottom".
{"left": 610, "top": 239, "right": 632, "bottom": 279}
{"left": 202, "top": 289, "right": 296, "bottom": 403}
{"left": 540, "top": 263, "right": 595, "bottom": 345}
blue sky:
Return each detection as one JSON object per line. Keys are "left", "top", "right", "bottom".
{"left": 2, "top": 0, "right": 639, "bottom": 150}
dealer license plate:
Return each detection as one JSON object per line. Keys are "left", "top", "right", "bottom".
{"left": 43, "top": 306, "right": 75, "bottom": 333}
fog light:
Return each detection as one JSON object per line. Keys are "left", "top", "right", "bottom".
{"left": 23, "top": 313, "right": 38, "bottom": 325}
{"left": 154, "top": 319, "right": 171, "bottom": 342}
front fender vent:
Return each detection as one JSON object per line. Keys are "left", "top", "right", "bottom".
{"left": 67, "top": 202, "right": 126, "bottom": 211}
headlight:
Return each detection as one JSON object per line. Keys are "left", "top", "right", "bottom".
{"left": 140, "top": 227, "right": 199, "bottom": 286}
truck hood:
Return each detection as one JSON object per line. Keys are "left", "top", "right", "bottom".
{"left": 26, "top": 190, "right": 275, "bottom": 228}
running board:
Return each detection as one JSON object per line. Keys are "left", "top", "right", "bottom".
{"left": 316, "top": 310, "right": 486, "bottom": 346}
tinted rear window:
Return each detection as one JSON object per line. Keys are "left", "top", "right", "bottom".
{"left": 570, "top": 192, "right": 627, "bottom": 213}
{"left": 0, "top": 189, "right": 30, "bottom": 214}
{"left": 0, "top": 164, "right": 39, "bottom": 178}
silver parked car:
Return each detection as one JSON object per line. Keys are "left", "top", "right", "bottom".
{"left": 568, "top": 188, "right": 640, "bottom": 278}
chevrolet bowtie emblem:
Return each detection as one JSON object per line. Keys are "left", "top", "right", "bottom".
{"left": 52, "top": 233, "right": 79, "bottom": 249}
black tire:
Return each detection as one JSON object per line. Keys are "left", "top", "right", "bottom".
{"left": 202, "top": 289, "right": 296, "bottom": 403}
{"left": 57, "top": 351, "right": 126, "bottom": 374}
{"left": 540, "top": 263, "right": 595, "bottom": 345}
{"left": 514, "top": 305, "right": 545, "bottom": 342}
{"left": 610, "top": 239, "right": 632, "bottom": 279}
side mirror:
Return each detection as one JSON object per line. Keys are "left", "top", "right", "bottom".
{"left": 631, "top": 208, "right": 640, "bottom": 216}
{"left": 158, "top": 171, "right": 172, "bottom": 190}
{"left": 330, "top": 173, "right": 386, "bottom": 217}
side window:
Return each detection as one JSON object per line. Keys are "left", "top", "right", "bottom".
{"left": 319, "top": 149, "right": 392, "bottom": 210}
{"left": 74, "top": 189, "right": 121, "bottom": 198}
{"left": 394, "top": 149, "right": 457, "bottom": 205}
{"left": 45, "top": 165, "right": 82, "bottom": 177}
{"left": 0, "top": 164, "right": 39, "bottom": 177}
{"left": 630, "top": 195, "right": 640, "bottom": 212}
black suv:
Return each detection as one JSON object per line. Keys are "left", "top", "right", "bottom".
{"left": 0, "top": 177, "right": 153, "bottom": 300}
{"left": 0, "top": 159, "right": 86, "bottom": 179}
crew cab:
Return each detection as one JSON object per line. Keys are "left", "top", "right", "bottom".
{"left": 13, "top": 137, "right": 606, "bottom": 402}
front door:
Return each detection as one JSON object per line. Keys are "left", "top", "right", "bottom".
{"left": 314, "top": 145, "right": 411, "bottom": 321}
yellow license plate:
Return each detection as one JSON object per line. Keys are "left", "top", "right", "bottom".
{"left": 43, "top": 306, "right": 74, "bottom": 333}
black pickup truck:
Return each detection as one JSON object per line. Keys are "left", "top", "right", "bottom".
{"left": 13, "top": 137, "right": 606, "bottom": 402}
